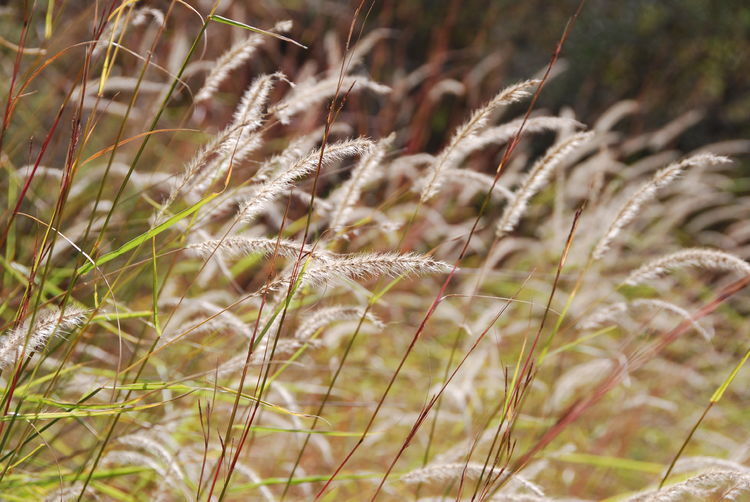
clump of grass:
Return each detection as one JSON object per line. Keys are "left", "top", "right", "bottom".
{"left": 0, "top": 3, "right": 748, "bottom": 501}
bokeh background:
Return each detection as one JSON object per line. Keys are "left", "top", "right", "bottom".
{"left": 242, "top": 0, "right": 750, "bottom": 155}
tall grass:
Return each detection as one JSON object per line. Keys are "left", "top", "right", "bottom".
{"left": 0, "top": 2, "right": 748, "bottom": 501}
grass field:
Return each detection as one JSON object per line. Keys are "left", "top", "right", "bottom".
{"left": 0, "top": 1, "right": 748, "bottom": 500}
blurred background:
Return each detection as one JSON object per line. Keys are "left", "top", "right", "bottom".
{"left": 232, "top": 0, "right": 750, "bottom": 156}
{"left": 3, "top": 0, "right": 748, "bottom": 157}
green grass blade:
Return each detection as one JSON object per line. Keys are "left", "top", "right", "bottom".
{"left": 554, "top": 452, "right": 663, "bottom": 474}
{"left": 710, "top": 346, "right": 750, "bottom": 403}
{"left": 77, "top": 192, "right": 218, "bottom": 275}
{"left": 208, "top": 15, "right": 308, "bottom": 49}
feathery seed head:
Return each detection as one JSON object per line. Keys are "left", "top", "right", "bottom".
{"left": 624, "top": 248, "right": 750, "bottom": 286}
{"left": 420, "top": 79, "right": 540, "bottom": 202}
{"left": 496, "top": 130, "right": 594, "bottom": 236}
{"left": 0, "top": 307, "right": 87, "bottom": 371}
{"left": 593, "top": 154, "right": 732, "bottom": 260}
{"left": 195, "top": 20, "right": 292, "bottom": 102}
{"left": 237, "top": 138, "right": 374, "bottom": 224}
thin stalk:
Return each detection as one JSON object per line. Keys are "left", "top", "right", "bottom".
{"left": 73, "top": 4, "right": 217, "bottom": 498}
{"left": 661, "top": 342, "right": 750, "bottom": 487}
{"left": 314, "top": 1, "right": 583, "bottom": 496}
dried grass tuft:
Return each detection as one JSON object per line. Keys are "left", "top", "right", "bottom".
{"left": 593, "top": 154, "right": 732, "bottom": 260}
{"left": 0, "top": 307, "right": 87, "bottom": 371}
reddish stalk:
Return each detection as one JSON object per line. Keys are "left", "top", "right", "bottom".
{"left": 369, "top": 278, "right": 528, "bottom": 500}
{"left": 492, "top": 274, "right": 750, "bottom": 496}
{"left": 213, "top": 4, "right": 372, "bottom": 499}
{"left": 0, "top": 5, "right": 29, "bottom": 174}
{"left": 315, "top": 1, "right": 587, "bottom": 498}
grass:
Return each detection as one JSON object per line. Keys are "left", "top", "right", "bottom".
{"left": 0, "top": 1, "right": 748, "bottom": 501}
